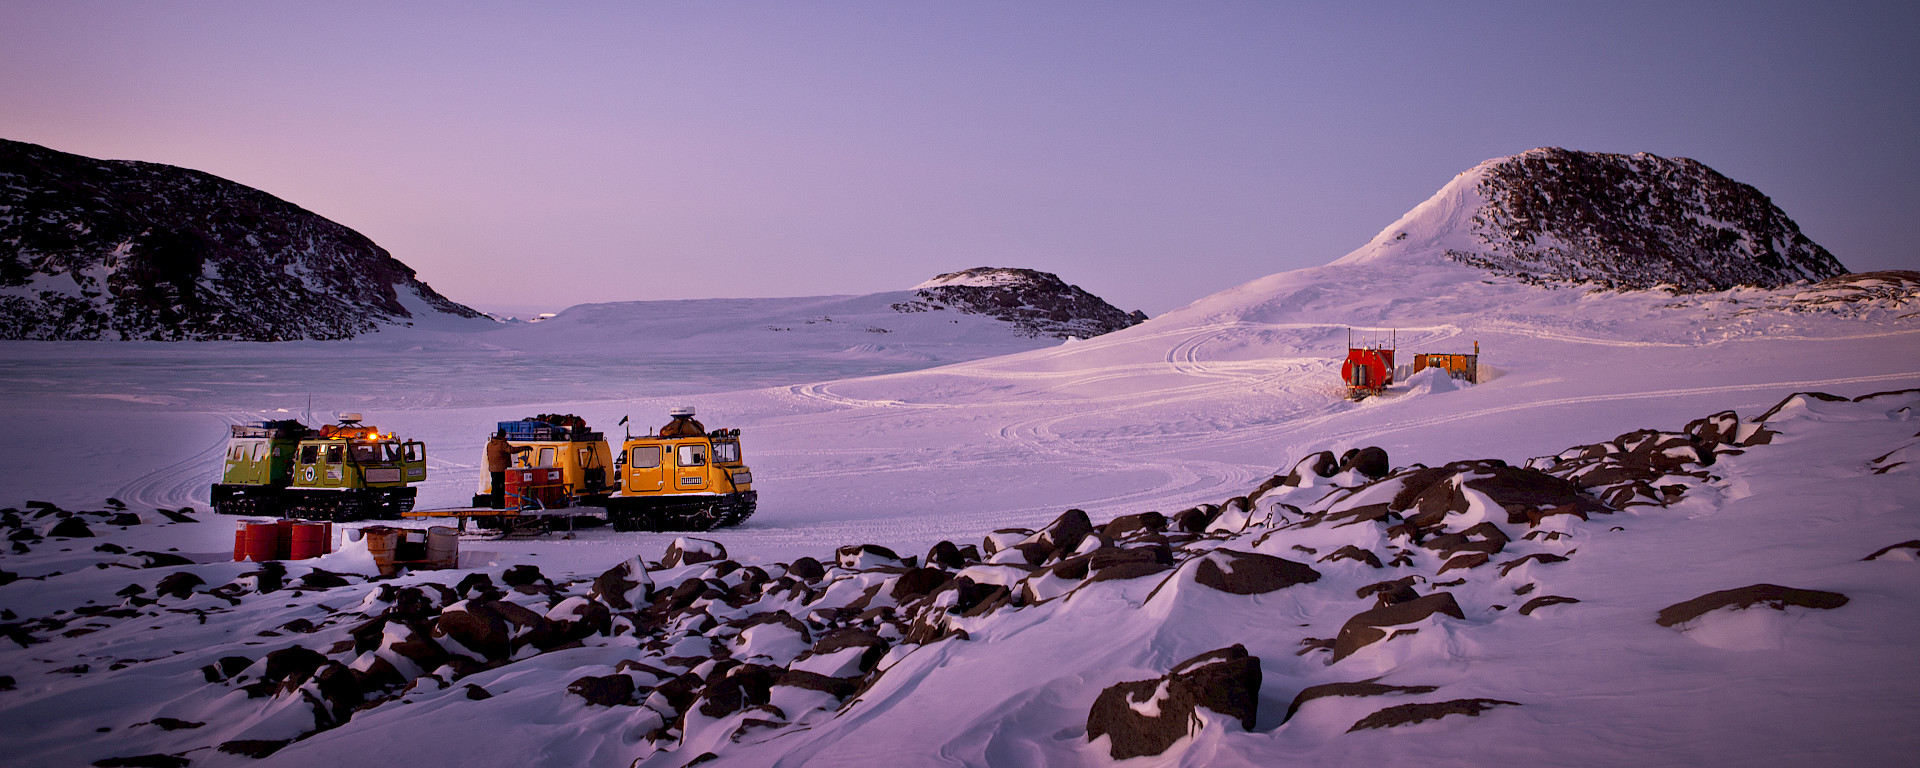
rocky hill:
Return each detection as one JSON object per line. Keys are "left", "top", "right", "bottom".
{"left": 893, "top": 267, "right": 1147, "bottom": 339}
{"left": 1343, "top": 148, "right": 1847, "bottom": 291}
{"left": 0, "top": 139, "right": 484, "bottom": 340}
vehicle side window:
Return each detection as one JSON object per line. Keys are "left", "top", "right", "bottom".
{"left": 712, "top": 441, "right": 740, "bottom": 464}
{"left": 678, "top": 444, "right": 707, "bottom": 466}
{"left": 299, "top": 445, "right": 319, "bottom": 464}
{"left": 538, "top": 447, "right": 557, "bottom": 467}
{"left": 630, "top": 446, "right": 660, "bottom": 469}
{"left": 323, "top": 445, "right": 343, "bottom": 463}
{"left": 251, "top": 442, "right": 266, "bottom": 462}
{"left": 404, "top": 443, "right": 423, "bottom": 462}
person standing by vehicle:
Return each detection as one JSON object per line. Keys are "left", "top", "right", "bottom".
{"left": 486, "top": 430, "right": 531, "bottom": 508}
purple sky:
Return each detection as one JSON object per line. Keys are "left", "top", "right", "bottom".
{"left": 4, "top": 2, "right": 1914, "bottom": 316}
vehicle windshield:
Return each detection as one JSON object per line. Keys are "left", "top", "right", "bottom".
{"left": 712, "top": 440, "right": 741, "bottom": 464}
{"left": 350, "top": 442, "right": 402, "bottom": 463}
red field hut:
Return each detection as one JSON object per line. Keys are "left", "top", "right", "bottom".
{"left": 1342, "top": 328, "right": 1396, "bottom": 400}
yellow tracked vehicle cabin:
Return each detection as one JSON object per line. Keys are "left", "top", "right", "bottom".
{"left": 474, "top": 415, "right": 616, "bottom": 509}
{"left": 595, "top": 406, "right": 756, "bottom": 531}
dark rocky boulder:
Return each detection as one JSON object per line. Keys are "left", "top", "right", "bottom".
{"left": 1171, "top": 505, "right": 1220, "bottom": 533}
{"left": 1281, "top": 680, "right": 1439, "bottom": 724}
{"left": 500, "top": 564, "right": 546, "bottom": 588}
{"left": 924, "top": 540, "right": 970, "bottom": 569}
{"left": 1518, "top": 595, "right": 1581, "bottom": 616}
{"left": 889, "top": 567, "right": 951, "bottom": 602}
{"left": 1318, "top": 545, "right": 1384, "bottom": 569}
{"left": 46, "top": 517, "right": 93, "bottom": 538}
{"left": 1285, "top": 451, "right": 1342, "bottom": 486}
{"left": 1655, "top": 584, "right": 1849, "bottom": 627}
{"left": 261, "top": 646, "right": 327, "bottom": 686}
{"left": 785, "top": 557, "right": 826, "bottom": 582}
{"left": 1086, "top": 645, "right": 1262, "bottom": 760}
{"left": 1863, "top": 540, "right": 1920, "bottom": 561}
{"left": 591, "top": 557, "right": 653, "bottom": 610}
{"left": 1332, "top": 592, "right": 1464, "bottom": 662}
{"left": 1101, "top": 511, "right": 1167, "bottom": 539}
{"left": 775, "top": 669, "right": 861, "bottom": 700}
{"left": 808, "top": 628, "right": 891, "bottom": 676}
{"left": 661, "top": 538, "right": 726, "bottom": 569}
{"left": 835, "top": 544, "right": 904, "bottom": 570}
{"left": 1347, "top": 698, "right": 1520, "bottom": 732}
{"left": 568, "top": 674, "right": 637, "bottom": 707}
{"left": 288, "top": 568, "right": 348, "bottom": 591}
{"left": 153, "top": 572, "right": 204, "bottom": 600}
{"left": 1191, "top": 550, "right": 1320, "bottom": 595}
{"left": 1339, "top": 446, "right": 1391, "bottom": 480}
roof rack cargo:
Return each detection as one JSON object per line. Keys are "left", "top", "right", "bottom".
{"left": 230, "top": 420, "right": 309, "bottom": 439}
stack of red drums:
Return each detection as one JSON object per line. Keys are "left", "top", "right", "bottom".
{"left": 503, "top": 467, "right": 568, "bottom": 510}
{"left": 233, "top": 520, "right": 335, "bottom": 562}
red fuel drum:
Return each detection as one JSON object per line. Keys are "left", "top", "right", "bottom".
{"left": 288, "top": 522, "right": 331, "bottom": 560}
{"left": 242, "top": 521, "right": 283, "bottom": 562}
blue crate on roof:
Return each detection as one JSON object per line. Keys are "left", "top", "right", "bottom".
{"left": 500, "top": 420, "right": 565, "bottom": 441}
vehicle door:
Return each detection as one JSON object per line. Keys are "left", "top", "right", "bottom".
{"left": 293, "top": 442, "right": 344, "bottom": 488}
{"left": 627, "top": 444, "right": 666, "bottom": 494}
{"left": 674, "top": 441, "right": 710, "bottom": 491}
{"left": 402, "top": 441, "right": 427, "bottom": 483}
{"left": 576, "top": 444, "right": 606, "bottom": 493}
{"left": 319, "top": 443, "right": 347, "bottom": 487}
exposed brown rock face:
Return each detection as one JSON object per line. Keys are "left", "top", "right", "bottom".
{"left": 0, "top": 138, "right": 482, "bottom": 340}
{"left": 1447, "top": 148, "right": 1844, "bottom": 291}
{"left": 897, "top": 267, "right": 1146, "bottom": 339}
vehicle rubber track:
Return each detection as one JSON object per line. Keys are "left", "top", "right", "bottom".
{"left": 601, "top": 491, "right": 757, "bottom": 532}
{"left": 278, "top": 488, "right": 415, "bottom": 522}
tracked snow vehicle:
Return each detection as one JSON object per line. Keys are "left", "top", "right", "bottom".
{"left": 472, "top": 414, "right": 616, "bottom": 509}
{"left": 211, "top": 414, "right": 426, "bottom": 521}
{"left": 591, "top": 407, "right": 757, "bottom": 531}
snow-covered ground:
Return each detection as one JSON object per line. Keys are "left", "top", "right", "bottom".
{"left": 1, "top": 203, "right": 1916, "bottom": 765}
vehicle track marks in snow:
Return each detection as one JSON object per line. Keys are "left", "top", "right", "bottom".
{"left": 116, "top": 421, "right": 232, "bottom": 510}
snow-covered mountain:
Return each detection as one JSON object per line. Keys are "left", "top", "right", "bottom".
{"left": 0, "top": 139, "right": 485, "bottom": 340}
{"left": 1337, "top": 147, "right": 1846, "bottom": 291}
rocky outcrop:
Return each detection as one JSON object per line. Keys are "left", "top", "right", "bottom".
{"left": 0, "top": 138, "right": 483, "bottom": 340}
{"left": 893, "top": 267, "right": 1146, "bottom": 339}
{"left": 1444, "top": 148, "right": 1845, "bottom": 291}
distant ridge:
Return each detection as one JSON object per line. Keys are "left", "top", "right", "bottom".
{"left": 897, "top": 267, "right": 1146, "bottom": 339}
{"left": 0, "top": 139, "right": 484, "bottom": 340}
{"left": 1339, "top": 147, "right": 1846, "bottom": 291}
